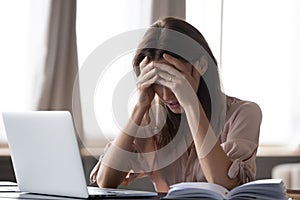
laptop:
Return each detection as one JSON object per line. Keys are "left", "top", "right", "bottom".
{"left": 2, "top": 111, "right": 157, "bottom": 198}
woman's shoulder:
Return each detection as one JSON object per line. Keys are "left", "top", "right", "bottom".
{"left": 225, "top": 95, "right": 262, "bottom": 120}
{"left": 221, "top": 95, "right": 262, "bottom": 142}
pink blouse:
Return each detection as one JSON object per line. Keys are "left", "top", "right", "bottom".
{"left": 90, "top": 95, "right": 262, "bottom": 192}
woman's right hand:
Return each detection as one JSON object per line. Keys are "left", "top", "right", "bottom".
{"left": 136, "top": 56, "right": 158, "bottom": 109}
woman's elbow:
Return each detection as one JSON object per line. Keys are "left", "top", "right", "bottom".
{"left": 97, "top": 179, "right": 115, "bottom": 189}
{"left": 96, "top": 173, "right": 118, "bottom": 188}
{"left": 96, "top": 167, "right": 125, "bottom": 188}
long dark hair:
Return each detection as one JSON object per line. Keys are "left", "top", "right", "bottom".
{"left": 132, "top": 17, "right": 222, "bottom": 148}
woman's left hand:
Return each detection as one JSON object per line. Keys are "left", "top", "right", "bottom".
{"left": 154, "top": 53, "right": 201, "bottom": 109}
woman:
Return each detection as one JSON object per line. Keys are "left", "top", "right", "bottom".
{"left": 90, "top": 17, "right": 262, "bottom": 193}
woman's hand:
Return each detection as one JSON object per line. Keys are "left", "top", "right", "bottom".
{"left": 136, "top": 56, "right": 158, "bottom": 109}
{"left": 154, "top": 54, "right": 201, "bottom": 110}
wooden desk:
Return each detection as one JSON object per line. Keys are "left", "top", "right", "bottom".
{"left": 288, "top": 189, "right": 300, "bottom": 200}
{"left": 0, "top": 182, "right": 160, "bottom": 199}
{"left": 1, "top": 183, "right": 299, "bottom": 200}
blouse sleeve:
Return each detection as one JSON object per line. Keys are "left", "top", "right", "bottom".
{"left": 221, "top": 101, "right": 262, "bottom": 184}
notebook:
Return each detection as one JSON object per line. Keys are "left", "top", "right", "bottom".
{"left": 2, "top": 111, "right": 157, "bottom": 199}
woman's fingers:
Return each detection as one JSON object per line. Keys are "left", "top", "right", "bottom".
{"left": 137, "top": 67, "right": 157, "bottom": 87}
{"left": 137, "top": 55, "right": 199, "bottom": 94}
{"left": 140, "top": 56, "right": 149, "bottom": 68}
{"left": 162, "top": 53, "right": 201, "bottom": 81}
{"left": 162, "top": 53, "right": 201, "bottom": 92}
{"left": 155, "top": 78, "right": 173, "bottom": 91}
{"left": 192, "top": 60, "right": 201, "bottom": 84}
{"left": 154, "top": 62, "right": 182, "bottom": 78}
{"left": 138, "top": 56, "right": 152, "bottom": 77}
{"left": 139, "top": 57, "right": 156, "bottom": 77}
{"left": 156, "top": 70, "right": 176, "bottom": 83}
{"left": 139, "top": 74, "right": 159, "bottom": 89}
{"left": 137, "top": 56, "right": 160, "bottom": 90}
{"left": 163, "top": 53, "right": 193, "bottom": 74}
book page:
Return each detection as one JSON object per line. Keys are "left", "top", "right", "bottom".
{"left": 167, "top": 182, "right": 229, "bottom": 199}
{"left": 228, "top": 179, "right": 286, "bottom": 200}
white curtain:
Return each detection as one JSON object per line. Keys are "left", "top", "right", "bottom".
{"left": 33, "top": 0, "right": 83, "bottom": 137}
{"left": 150, "top": 0, "right": 185, "bottom": 23}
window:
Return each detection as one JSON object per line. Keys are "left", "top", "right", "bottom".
{"left": 0, "top": 0, "right": 35, "bottom": 143}
{"left": 76, "top": 0, "right": 151, "bottom": 146}
{"left": 187, "top": 0, "right": 300, "bottom": 146}
{"left": 222, "top": 0, "right": 300, "bottom": 145}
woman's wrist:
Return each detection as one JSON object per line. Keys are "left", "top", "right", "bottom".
{"left": 135, "top": 102, "right": 152, "bottom": 111}
{"left": 180, "top": 92, "right": 199, "bottom": 113}
{"left": 183, "top": 97, "right": 209, "bottom": 136}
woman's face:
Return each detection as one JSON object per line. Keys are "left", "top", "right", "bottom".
{"left": 152, "top": 59, "right": 194, "bottom": 114}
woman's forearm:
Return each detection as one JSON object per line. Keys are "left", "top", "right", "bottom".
{"left": 97, "top": 103, "right": 150, "bottom": 188}
{"left": 184, "top": 100, "right": 239, "bottom": 190}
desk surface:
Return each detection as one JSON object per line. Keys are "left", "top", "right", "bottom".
{"left": 1, "top": 182, "right": 300, "bottom": 200}
{"left": 0, "top": 182, "right": 161, "bottom": 200}
{"left": 0, "top": 193, "right": 161, "bottom": 200}
{"left": 287, "top": 189, "right": 300, "bottom": 200}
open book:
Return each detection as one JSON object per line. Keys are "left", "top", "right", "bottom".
{"left": 164, "top": 179, "right": 286, "bottom": 200}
